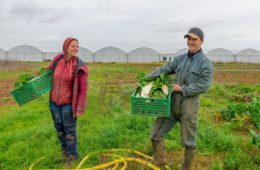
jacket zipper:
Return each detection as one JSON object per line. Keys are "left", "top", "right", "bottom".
{"left": 180, "top": 57, "right": 191, "bottom": 86}
{"left": 179, "top": 56, "right": 192, "bottom": 115}
{"left": 56, "top": 61, "right": 66, "bottom": 104}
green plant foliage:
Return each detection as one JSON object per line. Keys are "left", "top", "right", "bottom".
{"left": 14, "top": 68, "right": 48, "bottom": 88}
{"left": 135, "top": 72, "right": 174, "bottom": 98}
{"left": 249, "top": 129, "right": 260, "bottom": 148}
{"left": 220, "top": 98, "right": 260, "bottom": 128}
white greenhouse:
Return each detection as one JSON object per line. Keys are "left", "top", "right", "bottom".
{"left": 128, "top": 47, "right": 160, "bottom": 63}
{"left": 42, "top": 52, "right": 60, "bottom": 61}
{"left": 94, "top": 46, "right": 127, "bottom": 63}
{"left": 1, "top": 44, "right": 260, "bottom": 63}
{"left": 173, "top": 48, "right": 188, "bottom": 57}
{"left": 0, "top": 48, "right": 6, "bottom": 60}
{"left": 79, "top": 47, "right": 93, "bottom": 62}
{"left": 160, "top": 53, "right": 175, "bottom": 62}
{"left": 236, "top": 48, "right": 260, "bottom": 63}
{"left": 206, "top": 48, "right": 234, "bottom": 62}
{"left": 7, "top": 45, "right": 43, "bottom": 61}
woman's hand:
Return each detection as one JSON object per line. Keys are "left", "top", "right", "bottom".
{"left": 34, "top": 71, "right": 40, "bottom": 76}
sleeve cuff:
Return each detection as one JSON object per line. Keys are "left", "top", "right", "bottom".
{"left": 181, "top": 85, "right": 188, "bottom": 97}
{"left": 76, "top": 108, "right": 84, "bottom": 113}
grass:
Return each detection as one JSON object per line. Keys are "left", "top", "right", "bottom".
{"left": 0, "top": 62, "right": 259, "bottom": 169}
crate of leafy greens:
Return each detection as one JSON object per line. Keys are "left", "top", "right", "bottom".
{"left": 11, "top": 68, "right": 53, "bottom": 105}
{"left": 131, "top": 73, "right": 174, "bottom": 117}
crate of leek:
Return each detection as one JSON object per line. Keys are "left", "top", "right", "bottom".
{"left": 131, "top": 73, "right": 173, "bottom": 117}
{"left": 11, "top": 68, "right": 53, "bottom": 105}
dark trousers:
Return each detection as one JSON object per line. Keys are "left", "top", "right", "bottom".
{"left": 49, "top": 100, "right": 78, "bottom": 157}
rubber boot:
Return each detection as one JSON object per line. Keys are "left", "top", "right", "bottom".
{"left": 61, "top": 149, "right": 69, "bottom": 162}
{"left": 64, "top": 154, "right": 77, "bottom": 169}
{"left": 151, "top": 139, "right": 167, "bottom": 166}
{"left": 181, "top": 148, "right": 196, "bottom": 170}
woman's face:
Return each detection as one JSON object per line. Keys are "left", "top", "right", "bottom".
{"left": 67, "top": 40, "right": 79, "bottom": 57}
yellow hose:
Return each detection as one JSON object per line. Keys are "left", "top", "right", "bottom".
{"left": 29, "top": 149, "right": 171, "bottom": 170}
{"left": 83, "top": 157, "right": 160, "bottom": 170}
{"left": 76, "top": 155, "right": 90, "bottom": 169}
{"left": 108, "top": 149, "right": 153, "bottom": 160}
{"left": 29, "top": 157, "right": 45, "bottom": 170}
{"left": 103, "top": 154, "right": 127, "bottom": 170}
{"left": 105, "top": 149, "right": 170, "bottom": 170}
{"left": 111, "top": 163, "right": 119, "bottom": 170}
{"left": 76, "top": 152, "right": 127, "bottom": 169}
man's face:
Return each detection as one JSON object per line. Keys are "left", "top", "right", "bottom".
{"left": 187, "top": 35, "right": 203, "bottom": 52}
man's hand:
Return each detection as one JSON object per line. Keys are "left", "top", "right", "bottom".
{"left": 172, "top": 84, "right": 182, "bottom": 92}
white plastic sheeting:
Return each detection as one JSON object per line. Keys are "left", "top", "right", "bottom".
{"left": 173, "top": 48, "right": 188, "bottom": 57}
{"left": 160, "top": 53, "right": 175, "bottom": 62}
{"left": 236, "top": 48, "right": 260, "bottom": 63}
{"left": 7, "top": 45, "right": 42, "bottom": 61}
{"left": 206, "top": 48, "right": 234, "bottom": 62}
{"left": 42, "top": 47, "right": 93, "bottom": 62}
{"left": 94, "top": 46, "right": 127, "bottom": 63}
{"left": 128, "top": 47, "right": 160, "bottom": 63}
{"left": 1, "top": 45, "right": 260, "bottom": 63}
{"left": 79, "top": 47, "right": 93, "bottom": 62}
{"left": 0, "top": 48, "right": 6, "bottom": 60}
{"left": 42, "top": 52, "right": 60, "bottom": 61}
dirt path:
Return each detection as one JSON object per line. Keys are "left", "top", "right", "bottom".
{"left": 214, "top": 70, "right": 260, "bottom": 84}
{"left": 0, "top": 78, "right": 17, "bottom": 106}
{"left": 167, "top": 150, "right": 213, "bottom": 169}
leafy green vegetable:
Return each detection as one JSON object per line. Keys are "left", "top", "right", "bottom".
{"left": 14, "top": 68, "right": 47, "bottom": 88}
{"left": 39, "top": 67, "right": 48, "bottom": 75}
{"left": 221, "top": 97, "right": 260, "bottom": 128}
{"left": 150, "top": 89, "right": 166, "bottom": 98}
{"left": 135, "top": 72, "right": 174, "bottom": 98}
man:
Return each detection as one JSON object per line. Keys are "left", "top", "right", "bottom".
{"left": 148, "top": 27, "right": 214, "bottom": 170}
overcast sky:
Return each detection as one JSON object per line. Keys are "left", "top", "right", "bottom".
{"left": 1, "top": 0, "right": 260, "bottom": 52}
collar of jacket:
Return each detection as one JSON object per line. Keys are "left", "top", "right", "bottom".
{"left": 51, "top": 54, "right": 87, "bottom": 75}
{"left": 188, "top": 49, "right": 201, "bottom": 58}
{"left": 186, "top": 49, "right": 203, "bottom": 61}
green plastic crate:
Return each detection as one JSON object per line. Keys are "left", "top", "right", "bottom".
{"left": 11, "top": 70, "right": 53, "bottom": 105}
{"left": 131, "top": 88, "right": 172, "bottom": 117}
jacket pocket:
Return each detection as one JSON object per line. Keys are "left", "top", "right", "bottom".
{"left": 189, "top": 69, "right": 200, "bottom": 84}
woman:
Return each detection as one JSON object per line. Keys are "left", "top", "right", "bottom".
{"left": 47, "top": 38, "right": 88, "bottom": 168}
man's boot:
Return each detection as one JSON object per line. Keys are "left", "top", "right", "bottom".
{"left": 64, "top": 154, "right": 77, "bottom": 168}
{"left": 181, "top": 148, "right": 196, "bottom": 170}
{"left": 151, "top": 139, "right": 167, "bottom": 166}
